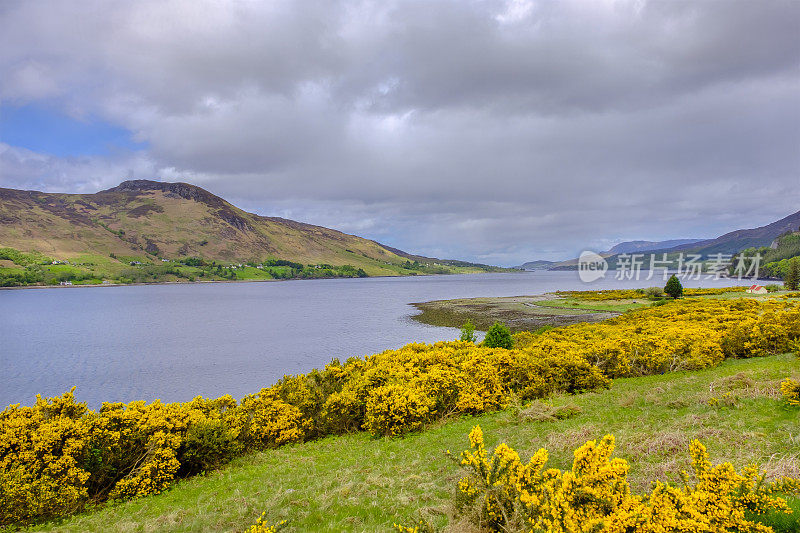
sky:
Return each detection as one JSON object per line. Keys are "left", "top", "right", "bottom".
{"left": 0, "top": 0, "right": 798, "bottom": 266}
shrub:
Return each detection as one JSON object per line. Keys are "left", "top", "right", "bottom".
{"left": 444, "top": 425, "right": 800, "bottom": 533}
{"left": 483, "top": 322, "right": 513, "bottom": 349}
{"left": 0, "top": 390, "right": 90, "bottom": 524}
{"left": 644, "top": 286, "right": 663, "bottom": 298}
{"left": 364, "top": 384, "right": 434, "bottom": 437}
{"left": 455, "top": 354, "right": 508, "bottom": 414}
{"left": 178, "top": 419, "right": 240, "bottom": 476}
{"left": 781, "top": 378, "right": 800, "bottom": 406}
{"left": 459, "top": 320, "right": 477, "bottom": 343}
{"left": 228, "top": 391, "right": 310, "bottom": 450}
{"left": 247, "top": 513, "right": 288, "bottom": 533}
{"left": 785, "top": 257, "right": 799, "bottom": 290}
{"left": 664, "top": 274, "right": 683, "bottom": 298}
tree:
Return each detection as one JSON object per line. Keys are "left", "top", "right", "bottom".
{"left": 459, "top": 320, "right": 477, "bottom": 343}
{"left": 483, "top": 321, "right": 513, "bottom": 349}
{"left": 664, "top": 274, "right": 683, "bottom": 299}
{"left": 785, "top": 257, "right": 800, "bottom": 291}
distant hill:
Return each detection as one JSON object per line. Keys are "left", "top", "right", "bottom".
{"left": 604, "top": 239, "right": 704, "bottom": 255}
{"left": 0, "top": 179, "right": 501, "bottom": 280}
{"left": 544, "top": 209, "right": 800, "bottom": 270}
{"left": 514, "top": 260, "right": 556, "bottom": 270}
{"left": 657, "top": 210, "right": 800, "bottom": 256}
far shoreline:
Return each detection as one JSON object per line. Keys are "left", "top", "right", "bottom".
{"left": 0, "top": 269, "right": 518, "bottom": 291}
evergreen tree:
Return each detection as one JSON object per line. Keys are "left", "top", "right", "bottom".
{"left": 785, "top": 257, "right": 800, "bottom": 291}
{"left": 459, "top": 320, "right": 477, "bottom": 343}
{"left": 664, "top": 274, "right": 683, "bottom": 299}
{"left": 483, "top": 321, "right": 513, "bottom": 349}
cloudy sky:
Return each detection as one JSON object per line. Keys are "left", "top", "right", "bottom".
{"left": 1, "top": 0, "right": 798, "bottom": 265}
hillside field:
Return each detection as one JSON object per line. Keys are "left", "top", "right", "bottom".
{"left": 29, "top": 353, "right": 799, "bottom": 533}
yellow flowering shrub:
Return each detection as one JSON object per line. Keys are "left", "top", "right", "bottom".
{"left": 0, "top": 389, "right": 90, "bottom": 524}
{"left": 515, "top": 298, "right": 799, "bottom": 377}
{"left": 364, "top": 384, "right": 435, "bottom": 436}
{"left": 454, "top": 352, "right": 509, "bottom": 414}
{"left": 447, "top": 425, "right": 800, "bottom": 533}
{"left": 781, "top": 378, "right": 800, "bottom": 406}
{"left": 227, "top": 390, "right": 310, "bottom": 450}
{"left": 108, "top": 431, "right": 181, "bottom": 500}
{"left": 246, "top": 512, "right": 288, "bottom": 532}
{"left": 557, "top": 286, "right": 746, "bottom": 301}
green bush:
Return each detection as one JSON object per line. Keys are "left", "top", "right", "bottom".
{"left": 178, "top": 419, "right": 240, "bottom": 476}
{"left": 459, "top": 320, "right": 477, "bottom": 343}
{"left": 483, "top": 322, "right": 513, "bottom": 349}
{"left": 644, "top": 286, "right": 663, "bottom": 298}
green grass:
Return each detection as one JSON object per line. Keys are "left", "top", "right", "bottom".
{"left": 411, "top": 295, "right": 635, "bottom": 332}
{"left": 32, "top": 353, "right": 800, "bottom": 533}
{"left": 531, "top": 297, "right": 650, "bottom": 313}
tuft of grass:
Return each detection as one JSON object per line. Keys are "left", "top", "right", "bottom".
{"left": 518, "top": 401, "right": 582, "bottom": 423}
{"left": 31, "top": 353, "right": 800, "bottom": 533}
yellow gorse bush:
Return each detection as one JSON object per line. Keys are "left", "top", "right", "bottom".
{"left": 781, "top": 378, "right": 800, "bottom": 406}
{"left": 515, "top": 298, "right": 800, "bottom": 377}
{"left": 2, "top": 296, "right": 799, "bottom": 525}
{"left": 557, "top": 286, "right": 746, "bottom": 301}
{"left": 246, "top": 512, "right": 288, "bottom": 532}
{"left": 449, "top": 425, "right": 800, "bottom": 533}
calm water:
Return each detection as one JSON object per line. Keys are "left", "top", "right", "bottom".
{"left": 0, "top": 271, "right": 761, "bottom": 408}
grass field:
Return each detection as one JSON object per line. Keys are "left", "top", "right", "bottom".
{"left": 31, "top": 353, "right": 800, "bottom": 533}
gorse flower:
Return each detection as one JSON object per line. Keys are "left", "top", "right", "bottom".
{"left": 780, "top": 378, "right": 800, "bottom": 406}
{"left": 446, "top": 425, "right": 800, "bottom": 533}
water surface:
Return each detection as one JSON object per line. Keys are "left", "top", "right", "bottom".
{"left": 0, "top": 271, "right": 759, "bottom": 407}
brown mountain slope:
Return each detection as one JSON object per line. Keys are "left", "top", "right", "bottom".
{"left": 0, "top": 179, "right": 473, "bottom": 277}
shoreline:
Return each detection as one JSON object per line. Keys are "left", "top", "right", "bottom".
{"left": 0, "top": 269, "right": 513, "bottom": 291}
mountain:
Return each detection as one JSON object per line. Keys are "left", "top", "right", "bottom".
{"left": 603, "top": 239, "right": 704, "bottom": 255}
{"left": 656, "top": 210, "right": 800, "bottom": 256}
{"left": 543, "top": 209, "right": 800, "bottom": 270}
{"left": 0, "top": 179, "right": 500, "bottom": 280}
{"left": 514, "top": 260, "right": 556, "bottom": 270}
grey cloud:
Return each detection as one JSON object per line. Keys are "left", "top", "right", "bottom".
{"left": 0, "top": 0, "right": 798, "bottom": 265}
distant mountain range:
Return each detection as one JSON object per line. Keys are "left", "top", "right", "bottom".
{"left": 0, "top": 180, "right": 502, "bottom": 278}
{"left": 603, "top": 239, "right": 705, "bottom": 255}
{"left": 519, "top": 210, "right": 800, "bottom": 271}
{"left": 649, "top": 210, "right": 800, "bottom": 256}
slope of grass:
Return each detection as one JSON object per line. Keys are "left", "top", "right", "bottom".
{"left": 31, "top": 353, "right": 799, "bottom": 533}
{"left": 0, "top": 182, "right": 510, "bottom": 283}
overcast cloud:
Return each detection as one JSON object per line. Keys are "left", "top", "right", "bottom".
{"left": 1, "top": 0, "right": 798, "bottom": 264}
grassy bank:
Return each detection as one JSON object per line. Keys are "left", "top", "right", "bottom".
{"left": 31, "top": 353, "right": 799, "bottom": 533}
{"left": 410, "top": 295, "right": 624, "bottom": 332}
{"left": 0, "top": 246, "right": 504, "bottom": 288}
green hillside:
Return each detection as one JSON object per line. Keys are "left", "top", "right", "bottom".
{"left": 0, "top": 180, "right": 503, "bottom": 286}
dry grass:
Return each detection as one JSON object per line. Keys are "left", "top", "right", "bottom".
{"left": 518, "top": 401, "right": 582, "bottom": 423}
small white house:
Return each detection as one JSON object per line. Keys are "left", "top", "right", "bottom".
{"left": 746, "top": 284, "right": 767, "bottom": 295}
